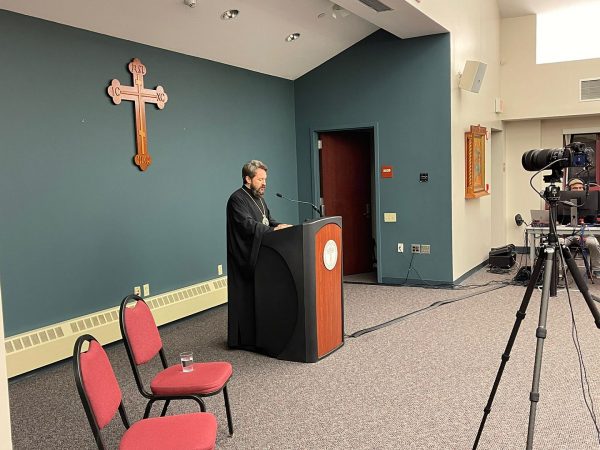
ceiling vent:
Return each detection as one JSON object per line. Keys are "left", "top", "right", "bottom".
{"left": 358, "top": 0, "right": 393, "bottom": 12}
{"left": 580, "top": 78, "right": 600, "bottom": 101}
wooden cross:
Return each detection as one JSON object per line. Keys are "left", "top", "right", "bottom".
{"left": 107, "top": 58, "right": 168, "bottom": 171}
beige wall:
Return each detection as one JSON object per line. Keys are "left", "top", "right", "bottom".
{"left": 414, "top": 0, "right": 504, "bottom": 278}
{"left": 505, "top": 120, "right": 544, "bottom": 247}
{"left": 490, "top": 129, "right": 507, "bottom": 248}
{"left": 540, "top": 116, "right": 600, "bottom": 149}
{"left": 0, "top": 284, "right": 13, "bottom": 449}
{"left": 501, "top": 15, "right": 600, "bottom": 120}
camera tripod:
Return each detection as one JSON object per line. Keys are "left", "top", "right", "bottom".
{"left": 473, "top": 184, "right": 600, "bottom": 449}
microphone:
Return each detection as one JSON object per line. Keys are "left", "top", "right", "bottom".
{"left": 276, "top": 193, "right": 323, "bottom": 217}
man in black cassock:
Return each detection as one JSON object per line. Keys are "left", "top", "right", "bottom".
{"left": 226, "top": 160, "right": 291, "bottom": 350}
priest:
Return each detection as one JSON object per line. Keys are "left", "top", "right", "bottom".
{"left": 226, "top": 160, "right": 291, "bottom": 350}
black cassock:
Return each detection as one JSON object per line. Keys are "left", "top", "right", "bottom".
{"left": 226, "top": 186, "right": 280, "bottom": 349}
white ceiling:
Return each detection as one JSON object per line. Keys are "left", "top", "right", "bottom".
{"left": 0, "top": 0, "right": 444, "bottom": 79}
{"left": 0, "top": 0, "right": 593, "bottom": 79}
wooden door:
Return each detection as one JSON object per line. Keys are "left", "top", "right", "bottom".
{"left": 319, "top": 130, "right": 373, "bottom": 275}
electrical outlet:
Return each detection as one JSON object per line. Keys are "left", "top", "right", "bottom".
{"left": 421, "top": 244, "right": 431, "bottom": 254}
{"left": 218, "top": 264, "right": 223, "bottom": 275}
{"left": 133, "top": 286, "right": 141, "bottom": 296}
{"left": 397, "top": 243, "right": 404, "bottom": 253}
{"left": 411, "top": 244, "right": 421, "bottom": 254}
{"left": 143, "top": 283, "right": 150, "bottom": 296}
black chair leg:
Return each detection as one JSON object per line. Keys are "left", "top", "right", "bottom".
{"left": 223, "top": 385, "right": 234, "bottom": 436}
{"left": 143, "top": 400, "right": 156, "bottom": 419}
{"left": 192, "top": 397, "right": 207, "bottom": 412}
{"left": 160, "top": 400, "right": 171, "bottom": 417}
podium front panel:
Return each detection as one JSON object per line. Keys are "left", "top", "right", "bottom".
{"left": 315, "top": 223, "right": 343, "bottom": 358}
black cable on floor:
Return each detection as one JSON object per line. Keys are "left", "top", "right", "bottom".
{"left": 345, "top": 282, "right": 509, "bottom": 338}
{"left": 344, "top": 274, "right": 517, "bottom": 291}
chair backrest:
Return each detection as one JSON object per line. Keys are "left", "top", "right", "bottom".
{"left": 120, "top": 294, "right": 163, "bottom": 365}
{"left": 73, "top": 334, "right": 124, "bottom": 448}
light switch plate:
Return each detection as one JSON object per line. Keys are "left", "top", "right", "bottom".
{"left": 383, "top": 212, "right": 397, "bottom": 223}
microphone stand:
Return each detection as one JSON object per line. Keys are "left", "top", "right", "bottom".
{"left": 276, "top": 193, "right": 324, "bottom": 217}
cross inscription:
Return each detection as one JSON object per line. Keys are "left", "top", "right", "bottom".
{"left": 107, "top": 58, "right": 168, "bottom": 171}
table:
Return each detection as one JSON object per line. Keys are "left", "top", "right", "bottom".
{"left": 526, "top": 225, "right": 600, "bottom": 262}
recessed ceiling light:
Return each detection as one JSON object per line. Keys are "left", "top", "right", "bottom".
{"left": 221, "top": 9, "right": 239, "bottom": 20}
{"left": 285, "top": 33, "right": 300, "bottom": 42}
{"left": 332, "top": 4, "right": 350, "bottom": 19}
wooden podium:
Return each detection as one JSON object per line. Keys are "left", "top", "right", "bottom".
{"left": 254, "top": 216, "right": 344, "bottom": 362}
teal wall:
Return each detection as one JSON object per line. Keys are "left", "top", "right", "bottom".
{"left": 294, "top": 31, "right": 452, "bottom": 283}
{"left": 0, "top": 11, "right": 298, "bottom": 336}
{"left": 0, "top": 14, "right": 454, "bottom": 336}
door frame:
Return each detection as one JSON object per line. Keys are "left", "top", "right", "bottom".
{"left": 310, "top": 122, "right": 382, "bottom": 283}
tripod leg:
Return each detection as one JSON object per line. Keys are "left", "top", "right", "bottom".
{"left": 561, "top": 246, "right": 600, "bottom": 328}
{"left": 473, "top": 250, "right": 546, "bottom": 450}
{"left": 527, "top": 247, "right": 555, "bottom": 449}
{"left": 550, "top": 248, "right": 558, "bottom": 297}
{"left": 580, "top": 247, "right": 593, "bottom": 283}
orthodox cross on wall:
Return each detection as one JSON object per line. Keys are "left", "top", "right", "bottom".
{"left": 107, "top": 58, "right": 168, "bottom": 171}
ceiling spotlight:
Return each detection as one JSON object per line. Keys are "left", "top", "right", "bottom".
{"left": 221, "top": 9, "right": 239, "bottom": 20}
{"left": 184, "top": 0, "right": 196, "bottom": 8}
{"left": 285, "top": 33, "right": 300, "bottom": 42}
{"left": 332, "top": 4, "right": 350, "bottom": 19}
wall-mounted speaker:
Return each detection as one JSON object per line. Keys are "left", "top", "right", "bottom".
{"left": 459, "top": 60, "right": 487, "bottom": 93}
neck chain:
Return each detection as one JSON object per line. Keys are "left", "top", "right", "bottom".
{"left": 241, "top": 187, "right": 269, "bottom": 225}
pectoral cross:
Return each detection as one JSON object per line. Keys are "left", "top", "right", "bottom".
{"left": 107, "top": 58, "right": 168, "bottom": 171}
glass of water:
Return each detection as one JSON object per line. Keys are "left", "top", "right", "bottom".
{"left": 180, "top": 351, "right": 194, "bottom": 372}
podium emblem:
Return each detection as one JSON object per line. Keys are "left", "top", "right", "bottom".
{"left": 323, "top": 240, "right": 338, "bottom": 271}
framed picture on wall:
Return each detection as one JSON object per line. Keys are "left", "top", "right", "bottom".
{"left": 465, "top": 124, "right": 489, "bottom": 199}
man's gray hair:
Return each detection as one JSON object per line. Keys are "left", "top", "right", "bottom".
{"left": 242, "top": 160, "right": 268, "bottom": 182}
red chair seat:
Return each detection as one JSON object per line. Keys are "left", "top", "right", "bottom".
{"left": 120, "top": 412, "right": 217, "bottom": 450}
{"left": 150, "top": 362, "right": 233, "bottom": 395}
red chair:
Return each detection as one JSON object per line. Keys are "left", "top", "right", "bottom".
{"left": 73, "top": 334, "right": 217, "bottom": 450}
{"left": 119, "top": 294, "right": 234, "bottom": 435}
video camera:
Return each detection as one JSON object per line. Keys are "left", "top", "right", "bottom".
{"left": 522, "top": 142, "right": 593, "bottom": 172}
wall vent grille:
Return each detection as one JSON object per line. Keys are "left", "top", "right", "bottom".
{"left": 580, "top": 78, "right": 600, "bottom": 101}
{"left": 6, "top": 277, "right": 227, "bottom": 377}
{"left": 5, "top": 326, "right": 66, "bottom": 355}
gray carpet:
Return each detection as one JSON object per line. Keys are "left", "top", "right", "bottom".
{"left": 8, "top": 267, "right": 600, "bottom": 449}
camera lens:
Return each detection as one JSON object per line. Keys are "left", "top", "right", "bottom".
{"left": 521, "top": 148, "right": 564, "bottom": 171}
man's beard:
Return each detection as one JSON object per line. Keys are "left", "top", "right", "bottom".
{"left": 250, "top": 186, "right": 264, "bottom": 198}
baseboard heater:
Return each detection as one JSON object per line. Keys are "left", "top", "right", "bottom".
{"left": 5, "top": 277, "right": 228, "bottom": 378}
